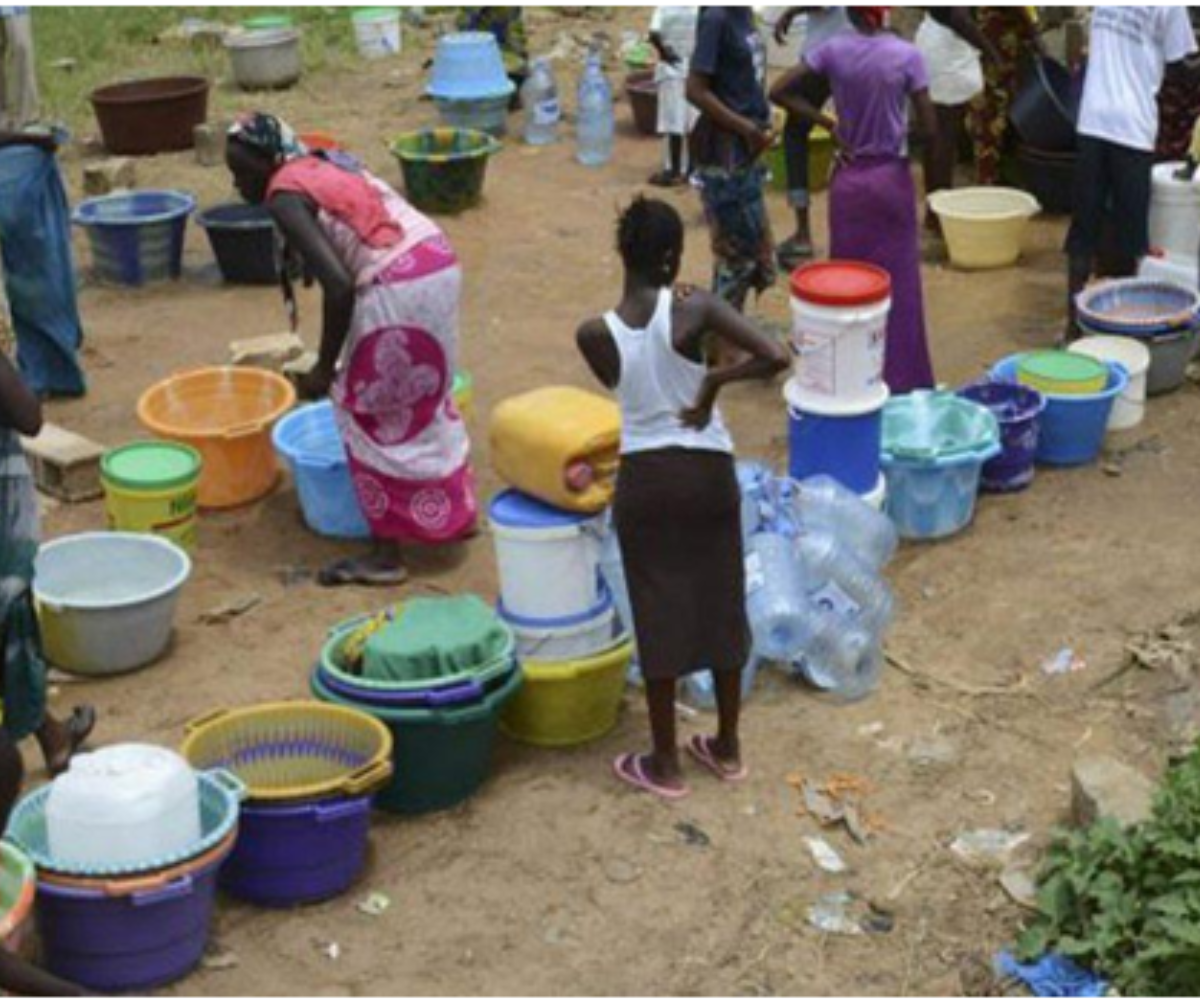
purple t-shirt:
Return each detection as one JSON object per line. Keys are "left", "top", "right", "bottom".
{"left": 805, "top": 32, "right": 929, "bottom": 160}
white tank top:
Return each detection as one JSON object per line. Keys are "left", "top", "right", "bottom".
{"left": 606, "top": 288, "right": 734, "bottom": 456}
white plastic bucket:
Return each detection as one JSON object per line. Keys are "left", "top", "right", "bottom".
{"left": 502, "top": 591, "right": 619, "bottom": 663}
{"left": 1069, "top": 336, "right": 1150, "bottom": 431}
{"left": 789, "top": 294, "right": 890, "bottom": 408}
{"left": 353, "top": 8, "right": 402, "bottom": 60}
{"left": 489, "top": 492, "right": 602, "bottom": 621}
{"left": 1149, "top": 162, "right": 1200, "bottom": 262}
{"left": 1139, "top": 252, "right": 1199, "bottom": 294}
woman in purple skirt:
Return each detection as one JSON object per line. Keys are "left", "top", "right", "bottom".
{"left": 771, "top": 6, "right": 939, "bottom": 393}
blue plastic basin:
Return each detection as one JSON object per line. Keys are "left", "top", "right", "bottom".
{"left": 272, "top": 402, "right": 370, "bottom": 540}
{"left": 73, "top": 190, "right": 195, "bottom": 286}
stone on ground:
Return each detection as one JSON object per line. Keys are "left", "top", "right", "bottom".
{"left": 1071, "top": 755, "right": 1155, "bottom": 829}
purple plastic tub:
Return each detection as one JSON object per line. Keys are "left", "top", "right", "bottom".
{"left": 36, "top": 860, "right": 222, "bottom": 992}
{"left": 220, "top": 797, "right": 371, "bottom": 908}
{"left": 958, "top": 381, "right": 1045, "bottom": 493}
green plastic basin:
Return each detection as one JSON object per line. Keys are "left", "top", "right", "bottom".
{"left": 390, "top": 128, "right": 500, "bottom": 215}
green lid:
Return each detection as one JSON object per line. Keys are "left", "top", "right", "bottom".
{"left": 243, "top": 15, "right": 294, "bottom": 30}
{"left": 353, "top": 7, "right": 395, "bottom": 21}
{"left": 1017, "top": 351, "right": 1107, "bottom": 386}
{"left": 102, "top": 442, "right": 202, "bottom": 492}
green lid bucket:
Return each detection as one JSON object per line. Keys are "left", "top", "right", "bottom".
{"left": 1017, "top": 351, "right": 1108, "bottom": 394}
{"left": 243, "top": 15, "right": 294, "bottom": 31}
{"left": 102, "top": 441, "right": 202, "bottom": 493}
{"left": 353, "top": 7, "right": 396, "bottom": 22}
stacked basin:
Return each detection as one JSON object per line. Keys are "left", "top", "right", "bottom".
{"left": 881, "top": 392, "right": 1001, "bottom": 541}
{"left": 427, "top": 33, "right": 515, "bottom": 137}
{"left": 180, "top": 702, "right": 393, "bottom": 907}
{"left": 786, "top": 261, "right": 892, "bottom": 504}
{"left": 489, "top": 489, "right": 633, "bottom": 747}
{"left": 1076, "top": 279, "right": 1200, "bottom": 396}
{"left": 5, "top": 767, "right": 243, "bottom": 993}
{"left": 312, "top": 596, "right": 523, "bottom": 815}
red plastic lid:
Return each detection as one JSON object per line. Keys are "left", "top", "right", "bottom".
{"left": 790, "top": 261, "right": 891, "bottom": 307}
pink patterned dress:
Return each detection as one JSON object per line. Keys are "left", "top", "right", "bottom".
{"left": 272, "top": 162, "right": 477, "bottom": 543}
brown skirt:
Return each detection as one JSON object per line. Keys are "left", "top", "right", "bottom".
{"left": 614, "top": 448, "right": 750, "bottom": 682}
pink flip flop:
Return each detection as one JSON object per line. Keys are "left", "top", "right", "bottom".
{"left": 612, "top": 753, "right": 690, "bottom": 801}
{"left": 687, "top": 735, "right": 749, "bottom": 783}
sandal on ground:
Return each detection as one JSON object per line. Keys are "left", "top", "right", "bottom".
{"left": 47, "top": 706, "right": 97, "bottom": 777}
{"left": 686, "top": 734, "right": 749, "bottom": 783}
{"left": 612, "top": 753, "right": 690, "bottom": 801}
{"left": 317, "top": 558, "right": 410, "bottom": 589}
{"left": 648, "top": 170, "right": 687, "bottom": 189}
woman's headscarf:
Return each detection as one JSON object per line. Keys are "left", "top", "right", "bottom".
{"left": 228, "top": 112, "right": 308, "bottom": 165}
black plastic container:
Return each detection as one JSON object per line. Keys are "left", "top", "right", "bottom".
{"left": 197, "top": 202, "right": 278, "bottom": 285}
{"left": 1016, "top": 144, "right": 1076, "bottom": 215}
{"left": 1010, "top": 57, "right": 1079, "bottom": 153}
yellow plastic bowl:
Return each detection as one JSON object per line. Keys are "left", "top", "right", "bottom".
{"left": 929, "top": 187, "right": 1040, "bottom": 271}
{"left": 501, "top": 639, "right": 633, "bottom": 748}
{"left": 137, "top": 367, "right": 296, "bottom": 509}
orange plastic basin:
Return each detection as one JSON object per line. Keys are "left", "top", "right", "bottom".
{"left": 137, "top": 367, "right": 296, "bottom": 509}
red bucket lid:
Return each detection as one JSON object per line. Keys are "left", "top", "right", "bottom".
{"left": 790, "top": 260, "right": 891, "bottom": 307}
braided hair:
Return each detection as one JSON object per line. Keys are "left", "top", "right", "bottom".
{"left": 616, "top": 196, "right": 684, "bottom": 287}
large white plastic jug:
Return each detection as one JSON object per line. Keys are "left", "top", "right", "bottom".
{"left": 46, "top": 744, "right": 201, "bottom": 868}
{"left": 1148, "top": 163, "right": 1200, "bottom": 261}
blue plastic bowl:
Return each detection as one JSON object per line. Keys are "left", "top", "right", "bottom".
{"left": 958, "top": 381, "right": 1046, "bottom": 493}
{"left": 272, "top": 402, "right": 371, "bottom": 540}
{"left": 426, "top": 32, "right": 515, "bottom": 100}
{"left": 73, "top": 190, "right": 195, "bottom": 286}
{"left": 990, "top": 355, "right": 1128, "bottom": 466}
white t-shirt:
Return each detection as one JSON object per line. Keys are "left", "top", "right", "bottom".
{"left": 1078, "top": 5, "right": 1198, "bottom": 152}
{"left": 650, "top": 6, "right": 699, "bottom": 81}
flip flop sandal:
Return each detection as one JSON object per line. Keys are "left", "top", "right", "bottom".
{"left": 612, "top": 753, "right": 690, "bottom": 801}
{"left": 317, "top": 559, "right": 410, "bottom": 589}
{"left": 686, "top": 735, "right": 749, "bottom": 783}
{"left": 47, "top": 706, "right": 97, "bottom": 778}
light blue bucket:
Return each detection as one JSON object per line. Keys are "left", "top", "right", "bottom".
{"left": 882, "top": 392, "right": 1001, "bottom": 541}
{"left": 272, "top": 402, "right": 370, "bottom": 540}
{"left": 426, "top": 32, "right": 515, "bottom": 100}
{"left": 72, "top": 190, "right": 195, "bottom": 286}
{"left": 989, "top": 355, "right": 1128, "bottom": 466}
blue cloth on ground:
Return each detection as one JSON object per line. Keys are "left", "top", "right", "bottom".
{"left": 0, "top": 145, "right": 86, "bottom": 397}
{"left": 995, "top": 951, "right": 1108, "bottom": 998}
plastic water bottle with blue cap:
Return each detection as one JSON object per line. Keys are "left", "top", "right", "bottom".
{"left": 792, "top": 474, "right": 898, "bottom": 571}
{"left": 576, "top": 49, "right": 614, "bottom": 167}
{"left": 521, "top": 58, "right": 561, "bottom": 146}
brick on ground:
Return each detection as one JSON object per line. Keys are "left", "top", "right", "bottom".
{"left": 228, "top": 333, "right": 306, "bottom": 371}
{"left": 82, "top": 157, "right": 135, "bottom": 197}
{"left": 20, "top": 423, "right": 105, "bottom": 503}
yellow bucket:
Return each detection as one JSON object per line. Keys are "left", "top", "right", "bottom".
{"left": 501, "top": 638, "right": 633, "bottom": 748}
{"left": 101, "top": 442, "right": 203, "bottom": 552}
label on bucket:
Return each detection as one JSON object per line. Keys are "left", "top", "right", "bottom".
{"left": 811, "top": 581, "right": 861, "bottom": 620}
{"left": 745, "top": 551, "right": 765, "bottom": 595}
{"left": 794, "top": 314, "right": 887, "bottom": 398}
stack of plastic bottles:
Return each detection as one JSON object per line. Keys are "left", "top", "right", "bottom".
{"left": 598, "top": 462, "right": 898, "bottom": 707}
{"left": 744, "top": 471, "right": 898, "bottom": 701}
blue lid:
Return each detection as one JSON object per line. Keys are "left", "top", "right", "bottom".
{"left": 488, "top": 489, "right": 591, "bottom": 530}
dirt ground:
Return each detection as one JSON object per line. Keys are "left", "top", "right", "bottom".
{"left": 25, "top": 8, "right": 1200, "bottom": 996}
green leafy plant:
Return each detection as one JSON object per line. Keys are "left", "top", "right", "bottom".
{"left": 1018, "top": 747, "right": 1200, "bottom": 996}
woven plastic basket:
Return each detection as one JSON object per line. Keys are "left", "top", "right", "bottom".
{"left": 180, "top": 702, "right": 393, "bottom": 803}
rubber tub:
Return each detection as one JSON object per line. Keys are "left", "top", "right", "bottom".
{"left": 1010, "top": 56, "right": 1078, "bottom": 153}
{"left": 502, "top": 637, "right": 633, "bottom": 748}
{"left": 272, "top": 401, "right": 370, "bottom": 540}
{"left": 219, "top": 796, "right": 371, "bottom": 907}
{"left": 35, "top": 833, "right": 234, "bottom": 992}
{"left": 137, "top": 367, "right": 297, "bottom": 509}
{"left": 990, "top": 355, "right": 1129, "bottom": 466}
{"left": 957, "top": 381, "right": 1045, "bottom": 493}
{"left": 73, "top": 190, "right": 195, "bottom": 286}
{"left": 882, "top": 392, "right": 1001, "bottom": 541}
{"left": 928, "top": 188, "right": 1041, "bottom": 270}
{"left": 1076, "top": 278, "right": 1200, "bottom": 336}
{"left": 197, "top": 202, "right": 278, "bottom": 285}
{"left": 310, "top": 665, "right": 523, "bottom": 816}
{"left": 625, "top": 70, "right": 657, "bottom": 136}
{"left": 91, "top": 76, "right": 209, "bottom": 155}
{"left": 33, "top": 532, "right": 191, "bottom": 677}
{"left": 0, "top": 844, "right": 35, "bottom": 956}
{"left": 391, "top": 128, "right": 501, "bottom": 215}
{"left": 226, "top": 28, "right": 302, "bottom": 92}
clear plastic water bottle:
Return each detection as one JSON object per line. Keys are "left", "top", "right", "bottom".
{"left": 576, "top": 51, "right": 614, "bottom": 167}
{"left": 798, "top": 633, "right": 883, "bottom": 703}
{"left": 796, "top": 530, "right": 895, "bottom": 633}
{"left": 794, "top": 475, "right": 898, "bottom": 570}
{"left": 521, "top": 58, "right": 561, "bottom": 146}
{"left": 796, "top": 613, "right": 874, "bottom": 692}
{"left": 745, "top": 533, "right": 812, "bottom": 661}
{"left": 683, "top": 658, "right": 760, "bottom": 710}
